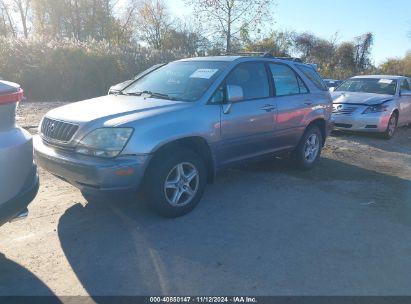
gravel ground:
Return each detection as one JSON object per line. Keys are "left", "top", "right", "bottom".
{"left": 1, "top": 101, "right": 411, "bottom": 296}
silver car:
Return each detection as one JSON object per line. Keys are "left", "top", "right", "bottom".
{"left": 331, "top": 75, "right": 411, "bottom": 139}
{"left": 0, "top": 81, "right": 39, "bottom": 226}
{"left": 34, "top": 55, "right": 333, "bottom": 217}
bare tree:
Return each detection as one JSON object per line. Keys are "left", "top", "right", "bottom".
{"left": 136, "top": 0, "right": 172, "bottom": 50}
{"left": 186, "top": 0, "right": 275, "bottom": 53}
{"left": 13, "top": 0, "right": 31, "bottom": 38}
{"left": 0, "top": 0, "right": 17, "bottom": 37}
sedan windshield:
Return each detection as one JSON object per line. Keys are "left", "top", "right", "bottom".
{"left": 122, "top": 61, "right": 229, "bottom": 102}
{"left": 335, "top": 78, "right": 397, "bottom": 95}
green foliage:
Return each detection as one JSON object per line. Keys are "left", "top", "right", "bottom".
{"left": 0, "top": 38, "right": 187, "bottom": 100}
{"left": 380, "top": 52, "right": 411, "bottom": 77}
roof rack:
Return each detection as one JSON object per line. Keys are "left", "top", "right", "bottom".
{"left": 230, "top": 51, "right": 303, "bottom": 62}
{"left": 274, "top": 57, "right": 303, "bottom": 63}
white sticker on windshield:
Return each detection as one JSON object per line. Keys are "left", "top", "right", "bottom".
{"left": 190, "top": 69, "right": 219, "bottom": 79}
{"left": 378, "top": 79, "right": 393, "bottom": 84}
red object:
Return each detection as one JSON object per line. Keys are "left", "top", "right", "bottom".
{"left": 0, "top": 89, "right": 24, "bottom": 105}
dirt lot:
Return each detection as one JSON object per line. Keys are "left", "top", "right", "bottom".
{"left": 1, "top": 101, "right": 411, "bottom": 296}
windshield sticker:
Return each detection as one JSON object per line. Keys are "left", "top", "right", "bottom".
{"left": 378, "top": 79, "right": 393, "bottom": 84}
{"left": 190, "top": 69, "right": 219, "bottom": 79}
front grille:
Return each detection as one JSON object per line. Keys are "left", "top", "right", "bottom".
{"left": 41, "top": 117, "right": 78, "bottom": 142}
{"left": 332, "top": 105, "right": 358, "bottom": 115}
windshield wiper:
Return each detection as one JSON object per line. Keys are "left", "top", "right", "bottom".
{"left": 124, "top": 90, "right": 175, "bottom": 100}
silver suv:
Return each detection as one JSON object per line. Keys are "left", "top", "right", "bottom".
{"left": 0, "top": 81, "right": 39, "bottom": 226}
{"left": 34, "top": 55, "right": 333, "bottom": 217}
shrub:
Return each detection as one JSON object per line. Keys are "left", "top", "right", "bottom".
{"left": 0, "top": 38, "right": 187, "bottom": 101}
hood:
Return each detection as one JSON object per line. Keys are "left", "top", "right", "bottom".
{"left": 331, "top": 91, "right": 393, "bottom": 105}
{"left": 46, "top": 94, "right": 188, "bottom": 124}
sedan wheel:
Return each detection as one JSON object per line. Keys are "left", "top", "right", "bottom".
{"left": 383, "top": 112, "right": 398, "bottom": 140}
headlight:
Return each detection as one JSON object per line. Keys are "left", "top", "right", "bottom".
{"left": 362, "top": 104, "right": 389, "bottom": 114}
{"left": 75, "top": 128, "right": 133, "bottom": 158}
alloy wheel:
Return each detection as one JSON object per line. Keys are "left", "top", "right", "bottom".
{"left": 164, "top": 162, "right": 199, "bottom": 207}
{"left": 303, "top": 133, "right": 320, "bottom": 162}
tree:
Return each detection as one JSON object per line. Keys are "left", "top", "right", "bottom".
{"left": 380, "top": 52, "right": 411, "bottom": 77}
{"left": 0, "top": 0, "right": 17, "bottom": 37}
{"left": 243, "top": 30, "right": 295, "bottom": 57}
{"left": 353, "top": 32, "right": 373, "bottom": 72}
{"left": 13, "top": 0, "right": 31, "bottom": 38}
{"left": 333, "top": 42, "right": 356, "bottom": 78}
{"left": 136, "top": 0, "right": 172, "bottom": 50}
{"left": 186, "top": 0, "right": 275, "bottom": 53}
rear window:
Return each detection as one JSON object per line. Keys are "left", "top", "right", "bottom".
{"left": 296, "top": 65, "right": 328, "bottom": 91}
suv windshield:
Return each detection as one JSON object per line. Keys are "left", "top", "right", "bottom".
{"left": 335, "top": 78, "right": 398, "bottom": 95}
{"left": 123, "top": 61, "right": 229, "bottom": 102}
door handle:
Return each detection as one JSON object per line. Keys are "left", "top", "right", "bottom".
{"left": 304, "top": 100, "right": 313, "bottom": 105}
{"left": 260, "top": 104, "right": 276, "bottom": 112}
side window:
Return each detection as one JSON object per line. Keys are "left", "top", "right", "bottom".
{"left": 210, "top": 85, "right": 225, "bottom": 104}
{"left": 269, "top": 63, "right": 307, "bottom": 96}
{"left": 298, "top": 75, "right": 309, "bottom": 94}
{"left": 400, "top": 79, "right": 410, "bottom": 91}
{"left": 296, "top": 64, "right": 328, "bottom": 91}
{"left": 226, "top": 63, "right": 269, "bottom": 100}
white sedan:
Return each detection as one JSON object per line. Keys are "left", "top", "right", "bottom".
{"left": 331, "top": 75, "right": 411, "bottom": 139}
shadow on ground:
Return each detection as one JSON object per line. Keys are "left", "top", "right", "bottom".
{"left": 0, "top": 252, "right": 60, "bottom": 300}
{"left": 58, "top": 158, "right": 411, "bottom": 296}
{"left": 330, "top": 127, "right": 411, "bottom": 153}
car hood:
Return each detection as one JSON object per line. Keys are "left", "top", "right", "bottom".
{"left": 331, "top": 91, "right": 394, "bottom": 105}
{"left": 45, "top": 95, "right": 188, "bottom": 124}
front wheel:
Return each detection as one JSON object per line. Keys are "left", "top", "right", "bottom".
{"left": 382, "top": 112, "right": 398, "bottom": 140}
{"left": 292, "top": 125, "right": 323, "bottom": 170}
{"left": 143, "top": 149, "right": 207, "bottom": 218}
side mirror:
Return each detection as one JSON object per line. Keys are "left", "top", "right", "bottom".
{"left": 226, "top": 85, "right": 244, "bottom": 103}
{"left": 400, "top": 90, "right": 411, "bottom": 97}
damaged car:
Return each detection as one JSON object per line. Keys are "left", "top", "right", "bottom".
{"left": 331, "top": 75, "right": 411, "bottom": 139}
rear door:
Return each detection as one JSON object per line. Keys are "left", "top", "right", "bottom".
{"left": 217, "top": 62, "right": 278, "bottom": 166}
{"left": 268, "top": 63, "right": 312, "bottom": 148}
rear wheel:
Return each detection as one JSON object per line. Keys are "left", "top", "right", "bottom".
{"left": 382, "top": 112, "right": 398, "bottom": 140}
{"left": 143, "top": 149, "right": 207, "bottom": 218}
{"left": 292, "top": 125, "right": 323, "bottom": 170}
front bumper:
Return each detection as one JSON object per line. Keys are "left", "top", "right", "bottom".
{"left": 332, "top": 112, "right": 390, "bottom": 132}
{"left": 0, "top": 164, "right": 39, "bottom": 226}
{"left": 33, "top": 136, "right": 152, "bottom": 193}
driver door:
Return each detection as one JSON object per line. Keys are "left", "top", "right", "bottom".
{"left": 216, "top": 62, "right": 278, "bottom": 166}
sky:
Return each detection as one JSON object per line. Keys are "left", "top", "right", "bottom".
{"left": 167, "top": 0, "right": 411, "bottom": 65}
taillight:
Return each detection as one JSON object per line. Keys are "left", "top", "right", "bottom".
{"left": 0, "top": 89, "right": 24, "bottom": 105}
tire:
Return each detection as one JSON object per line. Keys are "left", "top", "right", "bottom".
{"left": 382, "top": 112, "right": 398, "bottom": 140}
{"left": 291, "top": 125, "right": 323, "bottom": 170}
{"left": 143, "top": 148, "right": 207, "bottom": 218}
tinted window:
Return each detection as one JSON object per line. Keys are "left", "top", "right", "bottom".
{"left": 296, "top": 65, "right": 328, "bottom": 91}
{"left": 298, "top": 77, "right": 309, "bottom": 93}
{"left": 123, "top": 61, "right": 228, "bottom": 102}
{"left": 400, "top": 79, "right": 410, "bottom": 90}
{"left": 269, "top": 64, "right": 308, "bottom": 96}
{"left": 226, "top": 63, "right": 269, "bottom": 100}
